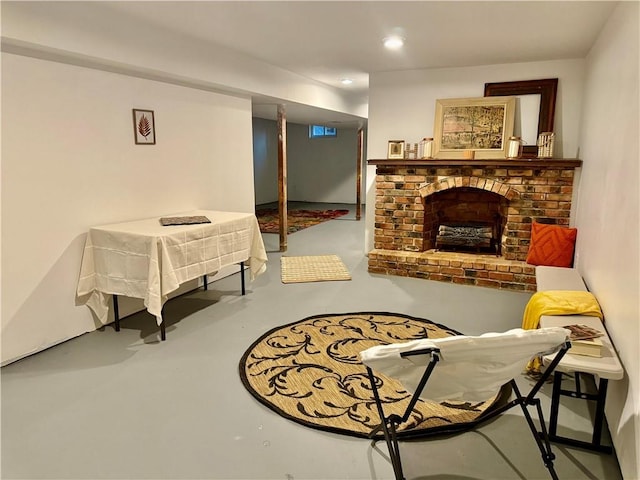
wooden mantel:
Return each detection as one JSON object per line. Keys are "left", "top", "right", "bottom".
{"left": 368, "top": 158, "right": 582, "bottom": 168}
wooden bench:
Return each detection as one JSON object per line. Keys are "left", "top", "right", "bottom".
{"left": 536, "top": 266, "right": 623, "bottom": 453}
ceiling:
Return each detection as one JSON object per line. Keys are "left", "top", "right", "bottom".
{"left": 12, "top": 1, "right": 620, "bottom": 127}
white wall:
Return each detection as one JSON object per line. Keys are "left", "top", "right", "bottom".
{"left": 253, "top": 119, "right": 362, "bottom": 205}
{"left": 1, "top": 1, "right": 363, "bottom": 120}
{"left": 365, "top": 59, "right": 586, "bottom": 251}
{"left": 288, "top": 124, "right": 360, "bottom": 204}
{"left": 1, "top": 53, "right": 255, "bottom": 365}
{"left": 574, "top": 3, "right": 639, "bottom": 478}
{"left": 252, "top": 118, "right": 280, "bottom": 205}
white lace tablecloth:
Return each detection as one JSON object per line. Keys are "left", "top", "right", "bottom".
{"left": 76, "top": 210, "right": 267, "bottom": 325}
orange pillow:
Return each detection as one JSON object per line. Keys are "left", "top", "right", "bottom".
{"left": 526, "top": 221, "right": 577, "bottom": 267}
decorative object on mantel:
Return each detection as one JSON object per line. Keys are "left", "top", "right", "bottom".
{"left": 537, "top": 132, "right": 555, "bottom": 158}
{"left": 132, "top": 109, "right": 156, "bottom": 145}
{"left": 433, "top": 96, "right": 515, "bottom": 160}
{"left": 419, "top": 137, "right": 434, "bottom": 159}
{"left": 484, "top": 78, "right": 558, "bottom": 158}
{"left": 387, "top": 140, "right": 405, "bottom": 159}
{"left": 405, "top": 142, "right": 418, "bottom": 159}
{"left": 506, "top": 136, "right": 524, "bottom": 159}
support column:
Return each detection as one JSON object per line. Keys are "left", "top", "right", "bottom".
{"left": 277, "top": 104, "right": 288, "bottom": 252}
{"left": 356, "top": 128, "right": 364, "bottom": 221}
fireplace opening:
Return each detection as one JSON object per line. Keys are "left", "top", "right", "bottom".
{"left": 423, "top": 187, "right": 509, "bottom": 255}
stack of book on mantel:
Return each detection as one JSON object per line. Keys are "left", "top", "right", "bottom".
{"left": 564, "top": 324, "right": 605, "bottom": 357}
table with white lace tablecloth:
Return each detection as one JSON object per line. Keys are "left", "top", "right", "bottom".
{"left": 76, "top": 210, "right": 267, "bottom": 339}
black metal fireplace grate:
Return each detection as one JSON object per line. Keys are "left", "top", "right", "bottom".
{"left": 435, "top": 222, "right": 499, "bottom": 255}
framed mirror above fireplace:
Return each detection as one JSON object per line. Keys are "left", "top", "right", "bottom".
{"left": 484, "top": 78, "right": 558, "bottom": 158}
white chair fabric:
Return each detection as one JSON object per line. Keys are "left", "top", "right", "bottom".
{"left": 360, "top": 327, "right": 569, "bottom": 402}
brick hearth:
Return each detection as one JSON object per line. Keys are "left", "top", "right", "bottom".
{"left": 368, "top": 250, "right": 537, "bottom": 291}
{"left": 368, "top": 159, "right": 582, "bottom": 291}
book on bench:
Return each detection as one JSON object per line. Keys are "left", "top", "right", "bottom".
{"left": 564, "top": 323, "right": 604, "bottom": 358}
{"left": 570, "top": 337, "right": 603, "bottom": 357}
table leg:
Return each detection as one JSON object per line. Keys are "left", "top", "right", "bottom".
{"left": 548, "top": 372, "right": 613, "bottom": 453}
{"left": 549, "top": 371, "right": 562, "bottom": 438}
{"left": 592, "top": 379, "right": 609, "bottom": 446}
{"left": 113, "top": 294, "right": 167, "bottom": 341}
{"left": 574, "top": 372, "right": 582, "bottom": 396}
{"left": 203, "top": 274, "right": 208, "bottom": 291}
{"left": 240, "top": 261, "right": 246, "bottom": 295}
{"left": 113, "top": 295, "right": 120, "bottom": 332}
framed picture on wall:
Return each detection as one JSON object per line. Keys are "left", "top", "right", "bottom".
{"left": 132, "top": 109, "right": 156, "bottom": 145}
{"left": 433, "top": 96, "right": 515, "bottom": 159}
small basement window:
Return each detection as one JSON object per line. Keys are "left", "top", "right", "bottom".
{"left": 309, "top": 125, "right": 337, "bottom": 138}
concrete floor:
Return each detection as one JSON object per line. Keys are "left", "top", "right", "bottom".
{"left": 1, "top": 203, "right": 623, "bottom": 479}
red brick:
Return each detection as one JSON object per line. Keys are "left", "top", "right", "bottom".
{"left": 453, "top": 277, "right": 476, "bottom": 285}
{"left": 429, "top": 274, "right": 453, "bottom": 282}
{"left": 476, "top": 279, "right": 501, "bottom": 288}
{"left": 419, "top": 265, "right": 441, "bottom": 273}
{"left": 441, "top": 267, "right": 464, "bottom": 276}
{"left": 489, "top": 271, "right": 515, "bottom": 281}
{"left": 514, "top": 274, "right": 537, "bottom": 284}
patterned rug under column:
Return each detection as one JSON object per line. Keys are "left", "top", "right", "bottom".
{"left": 256, "top": 208, "right": 349, "bottom": 234}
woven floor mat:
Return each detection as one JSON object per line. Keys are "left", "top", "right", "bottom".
{"left": 281, "top": 255, "right": 351, "bottom": 283}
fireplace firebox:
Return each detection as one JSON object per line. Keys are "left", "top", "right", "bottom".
{"left": 427, "top": 187, "right": 506, "bottom": 255}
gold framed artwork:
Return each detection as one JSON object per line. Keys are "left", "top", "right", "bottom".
{"left": 387, "top": 140, "right": 405, "bottom": 159}
{"left": 133, "top": 109, "right": 156, "bottom": 145}
{"left": 433, "top": 96, "right": 515, "bottom": 159}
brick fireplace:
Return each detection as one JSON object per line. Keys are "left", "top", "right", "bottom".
{"left": 368, "top": 159, "right": 582, "bottom": 291}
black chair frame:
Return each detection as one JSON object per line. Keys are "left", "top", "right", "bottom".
{"left": 366, "top": 341, "right": 571, "bottom": 480}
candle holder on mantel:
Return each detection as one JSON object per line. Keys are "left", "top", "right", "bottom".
{"left": 506, "top": 136, "right": 524, "bottom": 159}
{"left": 537, "top": 132, "right": 555, "bottom": 158}
{"left": 419, "top": 137, "right": 434, "bottom": 159}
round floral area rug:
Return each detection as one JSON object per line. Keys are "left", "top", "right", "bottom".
{"left": 239, "top": 312, "right": 508, "bottom": 439}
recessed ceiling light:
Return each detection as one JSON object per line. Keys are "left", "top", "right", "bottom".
{"left": 340, "top": 78, "right": 354, "bottom": 85}
{"left": 383, "top": 36, "right": 404, "bottom": 50}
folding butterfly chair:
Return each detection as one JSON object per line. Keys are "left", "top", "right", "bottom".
{"left": 360, "top": 327, "right": 571, "bottom": 480}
